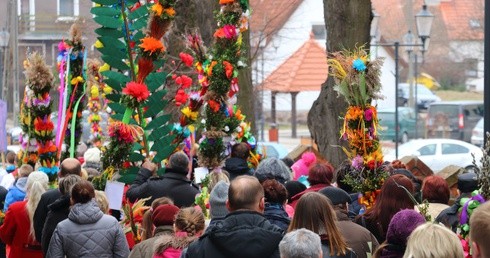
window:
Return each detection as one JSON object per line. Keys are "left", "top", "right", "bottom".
{"left": 464, "top": 58, "right": 478, "bottom": 78}
{"left": 418, "top": 144, "right": 436, "bottom": 156}
{"left": 469, "top": 19, "right": 482, "bottom": 29}
{"left": 58, "top": 0, "right": 79, "bottom": 17}
{"left": 311, "top": 24, "right": 326, "bottom": 40}
{"left": 441, "top": 144, "right": 468, "bottom": 155}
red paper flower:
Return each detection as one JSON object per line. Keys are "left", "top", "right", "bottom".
{"left": 179, "top": 52, "right": 194, "bottom": 67}
{"left": 208, "top": 100, "right": 220, "bottom": 112}
{"left": 175, "top": 75, "right": 193, "bottom": 88}
{"left": 223, "top": 61, "right": 233, "bottom": 79}
{"left": 214, "top": 28, "right": 226, "bottom": 39}
{"left": 175, "top": 89, "right": 189, "bottom": 106}
{"left": 223, "top": 25, "right": 237, "bottom": 39}
{"left": 123, "top": 82, "right": 150, "bottom": 102}
{"left": 34, "top": 117, "right": 54, "bottom": 132}
{"left": 219, "top": 0, "right": 235, "bottom": 4}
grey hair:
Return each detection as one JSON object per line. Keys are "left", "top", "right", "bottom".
{"left": 279, "top": 229, "right": 322, "bottom": 258}
{"left": 169, "top": 152, "right": 189, "bottom": 172}
{"left": 59, "top": 175, "right": 83, "bottom": 195}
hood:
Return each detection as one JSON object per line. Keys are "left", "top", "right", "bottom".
{"left": 208, "top": 211, "right": 283, "bottom": 258}
{"left": 48, "top": 194, "right": 71, "bottom": 212}
{"left": 224, "top": 158, "right": 250, "bottom": 172}
{"left": 14, "top": 177, "right": 28, "bottom": 192}
{"left": 264, "top": 204, "right": 290, "bottom": 223}
{"left": 68, "top": 199, "right": 104, "bottom": 224}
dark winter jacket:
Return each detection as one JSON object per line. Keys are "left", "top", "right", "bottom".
{"left": 224, "top": 157, "right": 253, "bottom": 180}
{"left": 348, "top": 193, "right": 363, "bottom": 219}
{"left": 129, "top": 225, "right": 173, "bottom": 258}
{"left": 46, "top": 199, "right": 129, "bottom": 258}
{"left": 126, "top": 168, "right": 200, "bottom": 208}
{"left": 336, "top": 210, "right": 378, "bottom": 258}
{"left": 435, "top": 195, "right": 469, "bottom": 232}
{"left": 321, "top": 240, "right": 357, "bottom": 258}
{"left": 354, "top": 215, "right": 385, "bottom": 244}
{"left": 263, "top": 203, "right": 290, "bottom": 232}
{"left": 378, "top": 244, "right": 405, "bottom": 258}
{"left": 183, "top": 210, "right": 284, "bottom": 258}
{"left": 33, "top": 188, "right": 62, "bottom": 242}
{"left": 41, "top": 194, "right": 71, "bottom": 255}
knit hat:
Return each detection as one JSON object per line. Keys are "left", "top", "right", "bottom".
{"left": 319, "top": 186, "right": 352, "bottom": 205}
{"left": 209, "top": 181, "right": 230, "bottom": 219}
{"left": 152, "top": 204, "right": 180, "bottom": 227}
{"left": 291, "top": 152, "right": 316, "bottom": 180}
{"left": 254, "top": 158, "right": 292, "bottom": 184}
{"left": 285, "top": 181, "right": 307, "bottom": 203}
{"left": 458, "top": 172, "right": 478, "bottom": 193}
{"left": 386, "top": 209, "right": 425, "bottom": 246}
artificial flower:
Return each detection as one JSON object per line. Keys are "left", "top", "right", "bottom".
{"left": 219, "top": 0, "right": 235, "bottom": 4}
{"left": 223, "top": 61, "right": 233, "bottom": 79}
{"left": 364, "top": 108, "right": 373, "bottom": 121}
{"left": 223, "top": 25, "right": 237, "bottom": 39}
{"left": 175, "top": 75, "right": 193, "bottom": 88}
{"left": 181, "top": 106, "right": 198, "bottom": 121}
{"left": 151, "top": 2, "right": 163, "bottom": 15}
{"left": 139, "top": 37, "right": 165, "bottom": 55}
{"left": 90, "top": 85, "right": 99, "bottom": 98}
{"left": 71, "top": 76, "right": 84, "bottom": 85}
{"left": 103, "top": 85, "right": 112, "bottom": 94}
{"left": 214, "top": 28, "right": 226, "bottom": 39}
{"left": 179, "top": 52, "right": 194, "bottom": 67}
{"left": 99, "top": 63, "right": 110, "bottom": 73}
{"left": 94, "top": 40, "right": 104, "bottom": 49}
{"left": 164, "top": 7, "right": 175, "bottom": 17}
{"left": 207, "top": 61, "right": 218, "bottom": 76}
{"left": 108, "top": 121, "right": 143, "bottom": 144}
{"left": 175, "top": 89, "right": 189, "bottom": 106}
{"left": 123, "top": 82, "right": 150, "bottom": 102}
{"left": 352, "top": 58, "right": 366, "bottom": 72}
{"left": 208, "top": 100, "right": 220, "bottom": 112}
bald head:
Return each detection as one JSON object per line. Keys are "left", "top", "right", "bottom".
{"left": 59, "top": 158, "right": 82, "bottom": 177}
{"left": 227, "top": 176, "right": 265, "bottom": 212}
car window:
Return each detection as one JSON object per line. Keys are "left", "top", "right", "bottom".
{"left": 418, "top": 144, "right": 436, "bottom": 156}
{"left": 429, "top": 105, "right": 459, "bottom": 117}
{"left": 441, "top": 143, "right": 469, "bottom": 154}
{"left": 464, "top": 105, "right": 483, "bottom": 118}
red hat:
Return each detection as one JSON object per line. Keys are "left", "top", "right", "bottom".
{"left": 152, "top": 204, "right": 180, "bottom": 227}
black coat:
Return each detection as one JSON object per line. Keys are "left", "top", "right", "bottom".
{"left": 184, "top": 210, "right": 284, "bottom": 258}
{"left": 33, "top": 188, "right": 62, "bottom": 242}
{"left": 126, "top": 168, "right": 200, "bottom": 208}
{"left": 224, "top": 157, "right": 253, "bottom": 181}
{"left": 41, "top": 194, "right": 70, "bottom": 255}
{"left": 263, "top": 203, "right": 290, "bottom": 232}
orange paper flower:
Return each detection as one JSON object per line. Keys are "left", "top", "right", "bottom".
{"left": 219, "top": 0, "right": 235, "bottom": 4}
{"left": 139, "top": 37, "right": 165, "bottom": 55}
{"left": 151, "top": 2, "right": 163, "bottom": 15}
{"left": 223, "top": 61, "right": 233, "bottom": 79}
{"left": 208, "top": 100, "right": 220, "bottom": 112}
{"left": 164, "top": 7, "right": 175, "bottom": 17}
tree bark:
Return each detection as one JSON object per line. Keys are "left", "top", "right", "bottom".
{"left": 237, "top": 30, "right": 257, "bottom": 135}
{"left": 308, "top": 0, "right": 372, "bottom": 167}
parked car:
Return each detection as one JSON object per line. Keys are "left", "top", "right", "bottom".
{"left": 426, "top": 101, "right": 483, "bottom": 142}
{"left": 471, "top": 118, "right": 484, "bottom": 147}
{"left": 256, "top": 142, "right": 289, "bottom": 159}
{"left": 397, "top": 83, "right": 441, "bottom": 110}
{"left": 378, "top": 107, "right": 417, "bottom": 143}
{"left": 384, "top": 139, "right": 482, "bottom": 173}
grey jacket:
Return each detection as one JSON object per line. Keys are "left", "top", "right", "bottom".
{"left": 46, "top": 199, "right": 129, "bottom": 258}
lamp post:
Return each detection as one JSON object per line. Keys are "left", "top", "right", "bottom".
{"left": 0, "top": 28, "right": 10, "bottom": 101}
{"left": 371, "top": 4, "right": 434, "bottom": 159}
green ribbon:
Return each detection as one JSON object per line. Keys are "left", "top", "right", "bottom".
{"left": 69, "top": 50, "right": 88, "bottom": 158}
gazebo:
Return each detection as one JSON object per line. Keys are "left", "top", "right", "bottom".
{"left": 262, "top": 34, "right": 328, "bottom": 138}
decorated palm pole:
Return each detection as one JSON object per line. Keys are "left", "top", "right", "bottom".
{"left": 23, "top": 52, "right": 59, "bottom": 182}
{"left": 328, "top": 48, "right": 387, "bottom": 208}
{"left": 86, "top": 59, "right": 111, "bottom": 144}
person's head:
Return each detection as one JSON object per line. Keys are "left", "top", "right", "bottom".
{"left": 71, "top": 180, "right": 95, "bottom": 204}
{"left": 152, "top": 204, "right": 180, "bottom": 227}
{"left": 167, "top": 151, "right": 189, "bottom": 174}
{"left": 391, "top": 160, "right": 407, "bottom": 170}
{"left": 59, "top": 158, "right": 82, "bottom": 177}
{"left": 285, "top": 181, "right": 307, "bottom": 203}
{"left": 207, "top": 170, "right": 230, "bottom": 193}
{"left": 18, "top": 164, "right": 34, "bottom": 178}
{"left": 231, "top": 142, "right": 250, "bottom": 159}
{"left": 403, "top": 223, "right": 464, "bottom": 258}
{"left": 470, "top": 201, "right": 490, "bottom": 258}
{"left": 422, "top": 175, "right": 450, "bottom": 204}
{"left": 308, "top": 161, "right": 334, "bottom": 186}
{"left": 318, "top": 186, "right": 351, "bottom": 210}
{"left": 142, "top": 197, "right": 174, "bottom": 240}
{"left": 254, "top": 157, "right": 292, "bottom": 184}
{"left": 26, "top": 172, "right": 49, "bottom": 237}
{"left": 94, "top": 190, "right": 109, "bottom": 214}
{"left": 281, "top": 157, "right": 294, "bottom": 169}
{"left": 83, "top": 147, "right": 101, "bottom": 164}
{"left": 364, "top": 174, "right": 415, "bottom": 237}
{"left": 385, "top": 209, "right": 426, "bottom": 248}
{"left": 174, "top": 207, "right": 205, "bottom": 237}
{"left": 262, "top": 179, "right": 288, "bottom": 205}
{"left": 291, "top": 152, "right": 317, "bottom": 180}
{"left": 209, "top": 180, "right": 230, "bottom": 219}
{"left": 393, "top": 169, "right": 422, "bottom": 194}
{"left": 59, "top": 174, "right": 83, "bottom": 195}
{"left": 289, "top": 192, "right": 348, "bottom": 256}
{"left": 279, "top": 228, "right": 323, "bottom": 258}
{"left": 458, "top": 172, "right": 479, "bottom": 195}
{"left": 334, "top": 160, "right": 354, "bottom": 193}
{"left": 6, "top": 151, "right": 16, "bottom": 164}
{"left": 227, "top": 175, "right": 265, "bottom": 213}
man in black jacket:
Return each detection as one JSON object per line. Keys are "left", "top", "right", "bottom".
{"left": 33, "top": 158, "right": 82, "bottom": 242}
{"left": 224, "top": 142, "right": 253, "bottom": 180}
{"left": 126, "top": 152, "right": 200, "bottom": 207}
{"left": 183, "top": 175, "right": 284, "bottom": 258}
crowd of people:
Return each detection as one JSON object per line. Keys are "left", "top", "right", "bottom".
{"left": 0, "top": 142, "right": 488, "bottom": 258}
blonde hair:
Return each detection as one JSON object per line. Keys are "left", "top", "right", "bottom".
{"left": 174, "top": 207, "right": 205, "bottom": 237}
{"left": 207, "top": 170, "right": 230, "bottom": 193}
{"left": 80, "top": 168, "right": 88, "bottom": 180}
{"left": 18, "top": 164, "right": 34, "bottom": 178}
{"left": 470, "top": 201, "right": 490, "bottom": 258}
{"left": 95, "top": 190, "right": 109, "bottom": 214}
{"left": 403, "top": 223, "right": 464, "bottom": 258}
{"left": 26, "top": 172, "right": 49, "bottom": 237}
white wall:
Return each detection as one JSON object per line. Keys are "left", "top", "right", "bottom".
{"left": 371, "top": 46, "right": 397, "bottom": 109}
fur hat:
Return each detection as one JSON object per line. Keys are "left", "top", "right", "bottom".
{"left": 386, "top": 209, "right": 425, "bottom": 246}
{"left": 209, "top": 181, "right": 230, "bottom": 219}
{"left": 84, "top": 147, "right": 101, "bottom": 163}
{"left": 319, "top": 186, "right": 352, "bottom": 205}
{"left": 152, "top": 204, "right": 180, "bottom": 227}
{"left": 254, "top": 158, "right": 292, "bottom": 184}
{"left": 291, "top": 152, "right": 316, "bottom": 180}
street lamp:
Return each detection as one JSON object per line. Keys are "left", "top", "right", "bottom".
{"left": 0, "top": 28, "right": 10, "bottom": 101}
{"left": 371, "top": 4, "right": 434, "bottom": 159}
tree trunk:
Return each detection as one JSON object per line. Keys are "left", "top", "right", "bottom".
{"left": 308, "top": 0, "right": 372, "bottom": 167}
{"left": 237, "top": 30, "right": 257, "bottom": 135}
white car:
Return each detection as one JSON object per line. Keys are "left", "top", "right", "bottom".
{"left": 471, "top": 118, "right": 484, "bottom": 147}
{"left": 384, "top": 139, "right": 482, "bottom": 173}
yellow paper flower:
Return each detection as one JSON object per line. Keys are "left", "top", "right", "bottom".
{"left": 90, "top": 85, "right": 99, "bottom": 98}
{"left": 71, "top": 76, "right": 84, "bottom": 85}
{"left": 103, "top": 85, "right": 113, "bottom": 94}
{"left": 94, "top": 40, "right": 104, "bottom": 49}
{"left": 99, "top": 63, "right": 110, "bottom": 73}
{"left": 151, "top": 2, "right": 163, "bottom": 16}
{"left": 164, "top": 7, "right": 175, "bottom": 17}
{"left": 181, "top": 107, "right": 198, "bottom": 121}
